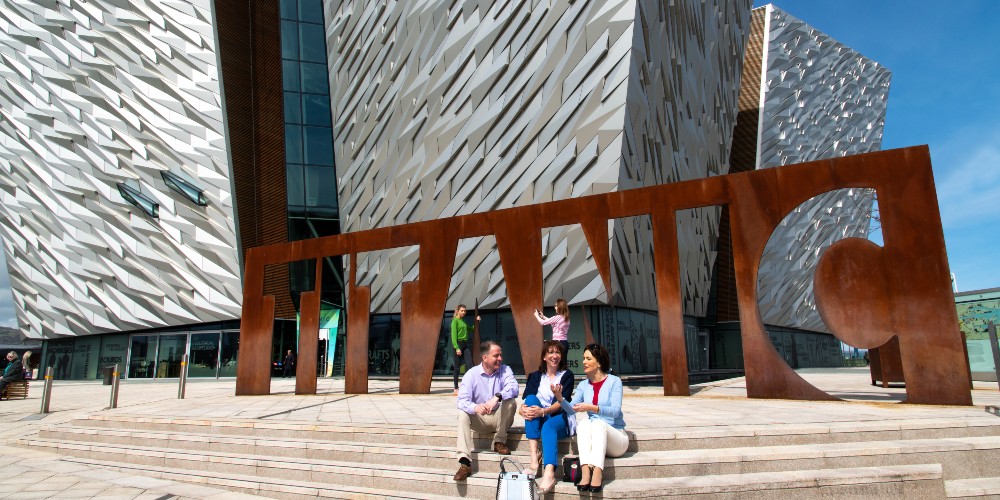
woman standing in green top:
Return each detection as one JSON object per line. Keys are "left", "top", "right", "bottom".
{"left": 451, "top": 304, "right": 480, "bottom": 392}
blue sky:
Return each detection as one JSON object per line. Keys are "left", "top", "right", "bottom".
{"left": 761, "top": 0, "right": 1000, "bottom": 293}
{"left": 0, "top": 1, "right": 997, "bottom": 329}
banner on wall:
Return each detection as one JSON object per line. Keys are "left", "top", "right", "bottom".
{"left": 297, "top": 306, "right": 341, "bottom": 377}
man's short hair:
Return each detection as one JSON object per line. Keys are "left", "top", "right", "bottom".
{"left": 480, "top": 340, "right": 500, "bottom": 357}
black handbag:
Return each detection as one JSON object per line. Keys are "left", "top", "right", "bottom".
{"left": 562, "top": 455, "right": 581, "bottom": 483}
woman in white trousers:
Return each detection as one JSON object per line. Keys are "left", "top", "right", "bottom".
{"left": 555, "top": 343, "right": 628, "bottom": 493}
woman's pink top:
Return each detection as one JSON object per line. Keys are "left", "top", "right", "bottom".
{"left": 539, "top": 314, "right": 569, "bottom": 341}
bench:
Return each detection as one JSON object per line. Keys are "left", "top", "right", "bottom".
{"left": 1, "top": 380, "right": 28, "bottom": 400}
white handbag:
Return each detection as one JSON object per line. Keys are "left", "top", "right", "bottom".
{"left": 496, "top": 457, "right": 536, "bottom": 500}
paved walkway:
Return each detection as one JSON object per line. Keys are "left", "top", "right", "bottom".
{"left": 1, "top": 367, "right": 997, "bottom": 498}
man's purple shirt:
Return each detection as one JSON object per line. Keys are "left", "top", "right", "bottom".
{"left": 457, "top": 363, "right": 519, "bottom": 414}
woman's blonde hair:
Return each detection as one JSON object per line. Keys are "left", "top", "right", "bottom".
{"left": 554, "top": 299, "right": 569, "bottom": 321}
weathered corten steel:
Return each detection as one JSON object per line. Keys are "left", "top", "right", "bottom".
{"left": 235, "top": 146, "right": 972, "bottom": 405}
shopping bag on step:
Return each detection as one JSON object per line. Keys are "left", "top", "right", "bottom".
{"left": 496, "top": 457, "right": 536, "bottom": 500}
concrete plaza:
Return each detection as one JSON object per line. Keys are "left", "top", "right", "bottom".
{"left": 1, "top": 367, "right": 998, "bottom": 499}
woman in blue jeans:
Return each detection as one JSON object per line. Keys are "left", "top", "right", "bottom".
{"left": 519, "top": 340, "right": 575, "bottom": 492}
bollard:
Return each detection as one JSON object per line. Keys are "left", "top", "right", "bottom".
{"left": 40, "top": 366, "right": 54, "bottom": 413}
{"left": 178, "top": 354, "right": 187, "bottom": 399}
{"left": 109, "top": 363, "right": 120, "bottom": 409}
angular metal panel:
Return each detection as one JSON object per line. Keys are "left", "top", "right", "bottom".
{"left": 0, "top": 0, "right": 242, "bottom": 338}
{"left": 754, "top": 6, "right": 892, "bottom": 331}
{"left": 325, "top": 0, "right": 751, "bottom": 315}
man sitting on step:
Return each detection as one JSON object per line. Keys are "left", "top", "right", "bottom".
{"left": 453, "top": 340, "right": 519, "bottom": 481}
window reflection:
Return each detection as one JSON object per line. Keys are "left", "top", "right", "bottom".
{"left": 280, "top": 0, "right": 297, "bottom": 20}
{"left": 283, "top": 60, "right": 300, "bottom": 91}
{"left": 298, "top": 0, "right": 323, "bottom": 23}
{"left": 299, "top": 23, "right": 326, "bottom": 62}
{"left": 305, "top": 165, "right": 335, "bottom": 207}
{"left": 129, "top": 336, "right": 156, "bottom": 379}
{"left": 300, "top": 62, "right": 328, "bottom": 94}
{"left": 287, "top": 163, "right": 305, "bottom": 206}
{"left": 281, "top": 20, "right": 299, "bottom": 59}
{"left": 302, "top": 94, "right": 331, "bottom": 126}
{"left": 219, "top": 331, "right": 239, "bottom": 377}
{"left": 156, "top": 334, "right": 186, "bottom": 378}
{"left": 285, "top": 125, "right": 303, "bottom": 163}
{"left": 284, "top": 92, "right": 302, "bottom": 124}
{"left": 189, "top": 333, "right": 220, "bottom": 377}
{"left": 304, "top": 126, "right": 333, "bottom": 165}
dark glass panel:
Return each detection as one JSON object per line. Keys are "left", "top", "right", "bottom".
{"left": 157, "top": 334, "right": 187, "bottom": 378}
{"left": 302, "top": 94, "right": 332, "bottom": 126}
{"left": 189, "top": 333, "right": 220, "bottom": 377}
{"left": 282, "top": 60, "right": 300, "bottom": 92}
{"left": 303, "top": 127, "right": 333, "bottom": 165}
{"left": 284, "top": 92, "right": 302, "bottom": 124}
{"left": 286, "top": 162, "right": 305, "bottom": 206}
{"left": 299, "top": 0, "right": 323, "bottom": 23}
{"left": 288, "top": 216, "right": 311, "bottom": 241}
{"left": 280, "top": 0, "right": 297, "bottom": 20}
{"left": 98, "top": 334, "right": 129, "bottom": 379}
{"left": 128, "top": 336, "right": 156, "bottom": 379}
{"left": 300, "top": 62, "right": 329, "bottom": 94}
{"left": 299, "top": 23, "right": 327, "bottom": 63}
{"left": 219, "top": 331, "right": 239, "bottom": 377}
{"left": 289, "top": 259, "right": 317, "bottom": 295}
{"left": 285, "top": 124, "right": 303, "bottom": 163}
{"left": 305, "top": 165, "right": 336, "bottom": 207}
{"left": 281, "top": 20, "right": 299, "bottom": 60}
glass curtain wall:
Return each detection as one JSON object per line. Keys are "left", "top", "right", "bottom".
{"left": 189, "top": 333, "right": 221, "bottom": 377}
{"left": 220, "top": 331, "right": 240, "bottom": 377}
{"left": 129, "top": 335, "right": 157, "bottom": 379}
{"left": 281, "top": 0, "right": 345, "bottom": 322}
{"left": 155, "top": 334, "right": 186, "bottom": 377}
{"left": 40, "top": 323, "right": 243, "bottom": 380}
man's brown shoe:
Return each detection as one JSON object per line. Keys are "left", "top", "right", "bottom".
{"left": 453, "top": 463, "right": 471, "bottom": 481}
{"left": 492, "top": 442, "right": 511, "bottom": 455}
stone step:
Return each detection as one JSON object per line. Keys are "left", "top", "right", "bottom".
{"left": 29, "top": 429, "right": 1000, "bottom": 483}
{"left": 73, "top": 412, "right": 1000, "bottom": 452}
{"left": 41, "top": 423, "right": 1000, "bottom": 482}
{"left": 21, "top": 436, "right": 514, "bottom": 498}
{"left": 58, "top": 454, "right": 948, "bottom": 499}
{"left": 39, "top": 425, "right": 534, "bottom": 475}
{"left": 946, "top": 477, "right": 1000, "bottom": 498}
{"left": 602, "top": 435, "right": 1000, "bottom": 481}
{"left": 56, "top": 455, "right": 468, "bottom": 500}
{"left": 594, "top": 463, "right": 946, "bottom": 499}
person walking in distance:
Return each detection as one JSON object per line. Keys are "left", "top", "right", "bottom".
{"left": 451, "top": 304, "right": 480, "bottom": 394}
{"left": 282, "top": 350, "right": 296, "bottom": 378}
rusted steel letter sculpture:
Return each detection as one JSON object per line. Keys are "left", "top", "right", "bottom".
{"left": 236, "top": 146, "right": 972, "bottom": 405}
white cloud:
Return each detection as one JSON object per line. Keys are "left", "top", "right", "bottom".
{"left": 932, "top": 125, "right": 1000, "bottom": 230}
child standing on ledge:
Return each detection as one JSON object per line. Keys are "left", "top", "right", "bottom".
{"left": 534, "top": 298, "right": 570, "bottom": 356}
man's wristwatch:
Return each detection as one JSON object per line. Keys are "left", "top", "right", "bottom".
{"left": 494, "top": 392, "right": 503, "bottom": 402}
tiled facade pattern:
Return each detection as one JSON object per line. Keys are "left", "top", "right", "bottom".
{"left": 0, "top": 0, "right": 242, "bottom": 338}
{"left": 753, "top": 6, "right": 891, "bottom": 331}
{"left": 327, "top": 0, "right": 751, "bottom": 314}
